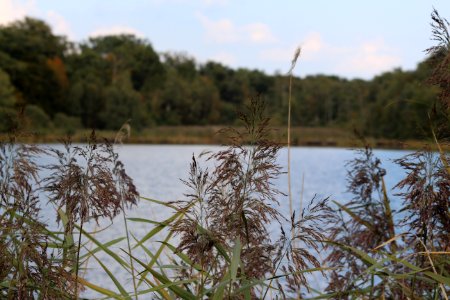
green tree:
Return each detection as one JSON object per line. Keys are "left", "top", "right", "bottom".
{"left": 84, "top": 35, "right": 165, "bottom": 91}
{"left": 0, "top": 17, "right": 69, "bottom": 115}
{"left": 23, "top": 104, "right": 52, "bottom": 132}
{"left": 67, "top": 74, "right": 105, "bottom": 128}
{"left": 0, "top": 68, "right": 17, "bottom": 132}
{"left": 99, "top": 75, "right": 147, "bottom": 130}
{"left": 163, "top": 52, "right": 197, "bottom": 81}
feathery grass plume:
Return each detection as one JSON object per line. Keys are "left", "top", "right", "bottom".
{"left": 170, "top": 155, "right": 220, "bottom": 298}
{"left": 325, "top": 144, "right": 402, "bottom": 298}
{"left": 394, "top": 149, "right": 449, "bottom": 280}
{"left": 426, "top": 9, "right": 450, "bottom": 137}
{"left": 45, "top": 131, "right": 138, "bottom": 228}
{"left": 268, "top": 196, "right": 335, "bottom": 298}
{"left": 44, "top": 130, "right": 138, "bottom": 298}
{"left": 171, "top": 96, "right": 284, "bottom": 297}
{"left": 323, "top": 12, "right": 450, "bottom": 298}
{"left": 288, "top": 47, "right": 301, "bottom": 75}
{"left": 0, "top": 136, "right": 76, "bottom": 299}
{"left": 207, "top": 97, "right": 283, "bottom": 279}
{"left": 325, "top": 141, "right": 449, "bottom": 298}
{"left": 172, "top": 155, "right": 216, "bottom": 267}
{"left": 114, "top": 120, "right": 132, "bottom": 144}
{"left": 171, "top": 96, "right": 335, "bottom": 298}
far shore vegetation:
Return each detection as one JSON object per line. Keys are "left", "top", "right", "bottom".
{"left": 1, "top": 126, "right": 447, "bottom": 150}
{"left": 0, "top": 15, "right": 449, "bottom": 148}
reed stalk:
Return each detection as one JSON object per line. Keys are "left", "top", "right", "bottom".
{"left": 288, "top": 47, "right": 301, "bottom": 241}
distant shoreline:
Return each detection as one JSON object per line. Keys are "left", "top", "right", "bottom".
{"left": 2, "top": 126, "right": 447, "bottom": 151}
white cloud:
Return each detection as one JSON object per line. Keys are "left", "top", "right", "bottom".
{"left": 196, "top": 12, "right": 276, "bottom": 44}
{"left": 335, "top": 39, "right": 401, "bottom": 76}
{"left": 259, "top": 32, "right": 323, "bottom": 64}
{"left": 210, "top": 51, "right": 236, "bottom": 65}
{"left": 259, "top": 45, "right": 299, "bottom": 63}
{"left": 46, "top": 10, "right": 74, "bottom": 38}
{"left": 89, "top": 26, "right": 145, "bottom": 38}
{"left": 302, "top": 32, "right": 324, "bottom": 57}
{"left": 0, "top": 0, "right": 36, "bottom": 25}
{"left": 260, "top": 33, "right": 400, "bottom": 78}
{"left": 0, "top": 1, "right": 75, "bottom": 39}
{"left": 197, "top": 13, "right": 239, "bottom": 43}
{"left": 244, "top": 23, "right": 276, "bottom": 43}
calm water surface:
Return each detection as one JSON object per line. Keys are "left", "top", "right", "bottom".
{"left": 38, "top": 145, "right": 411, "bottom": 297}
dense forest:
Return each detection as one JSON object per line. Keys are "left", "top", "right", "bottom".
{"left": 0, "top": 17, "right": 446, "bottom": 140}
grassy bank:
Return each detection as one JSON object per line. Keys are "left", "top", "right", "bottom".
{"left": 1, "top": 125, "right": 445, "bottom": 150}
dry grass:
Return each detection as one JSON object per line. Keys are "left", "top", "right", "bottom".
{"left": 1, "top": 126, "right": 446, "bottom": 150}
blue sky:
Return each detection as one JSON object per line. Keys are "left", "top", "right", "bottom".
{"left": 1, "top": 0, "right": 449, "bottom": 79}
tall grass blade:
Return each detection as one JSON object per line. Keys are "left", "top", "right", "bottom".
{"left": 88, "top": 250, "right": 131, "bottom": 299}
{"left": 76, "top": 276, "right": 122, "bottom": 299}
{"left": 230, "top": 238, "right": 242, "bottom": 281}
{"left": 128, "top": 252, "right": 197, "bottom": 300}
{"left": 332, "top": 200, "right": 374, "bottom": 230}
{"left": 75, "top": 223, "right": 130, "bottom": 269}
{"left": 79, "top": 237, "right": 126, "bottom": 260}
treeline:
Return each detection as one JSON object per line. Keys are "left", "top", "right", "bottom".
{"left": 0, "top": 17, "right": 445, "bottom": 139}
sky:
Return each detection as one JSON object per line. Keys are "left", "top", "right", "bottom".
{"left": 1, "top": 0, "right": 449, "bottom": 79}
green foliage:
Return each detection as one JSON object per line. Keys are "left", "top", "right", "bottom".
{"left": 23, "top": 104, "right": 52, "bottom": 131}
{"left": 0, "top": 68, "right": 16, "bottom": 107}
{"left": 0, "top": 17, "right": 68, "bottom": 115}
{"left": 53, "top": 112, "right": 82, "bottom": 135}
{"left": 67, "top": 74, "right": 105, "bottom": 128}
{"left": 0, "top": 68, "right": 17, "bottom": 132}
{"left": 0, "top": 16, "right": 447, "bottom": 140}
{"left": 100, "top": 79, "right": 147, "bottom": 130}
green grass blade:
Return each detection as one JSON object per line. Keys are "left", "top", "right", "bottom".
{"left": 133, "top": 198, "right": 198, "bottom": 250}
{"left": 136, "top": 279, "right": 197, "bottom": 296}
{"left": 132, "top": 214, "right": 178, "bottom": 250}
{"left": 332, "top": 201, "right": 374, "bottom": 231}
{"left": 236, "top": 267, "right": 333, "bottom": 295}
{"left": 77, "top": 276, "right": 122, "bottom": 299}
{"left": 305, "top": 286, "right": 373, "bottom": 299}
{"left": 230, "top": 238, "right": 241, "bottom": 281}
{"left": 160, "top": 241, "right": 203, "bottom": 272}
{"left": 75, "top": 223, "right": 130, "bottom": 269}
{"left": 325, "top": 240, "right": 377, "bottom": 266}
{"left": 128, "top": 251, "right": 197, "bottom": 300}
{"left": 79, "top": 237, "right": 125, "bottom": 260}
{"left": 127, "top": 217, "right": 161, "bottom": 225}
{"left": 212, "top": 272, "right": 230, "bottom": 300}
{"left": 136, "top": 230, "right": 174, "bottom": 287}
{"left": 88, "top": 250, "right": 131, "bottom": 299}
{"left": 432, "top": 128, "right": 450, "bottom": 175}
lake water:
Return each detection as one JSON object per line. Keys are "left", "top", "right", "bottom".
{"left": 38, "top": 145, "right": 412, "bottom": 298}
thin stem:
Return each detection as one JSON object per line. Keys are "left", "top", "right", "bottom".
{"left": 123, "top": 208, "right": 138, "bottom": 300}
{"left": 287, "top": 47, "right": 301, "bottom": 241}
{"left": 75, "top": 219, "right": 84, "bottom": 300}
{"left": 416, "top": 235, "right": 449, "bottom": 300}
{"left": 262, "top": 239, "right": 293, "bottom": 299}
{"left": 288, "top": 72, "right": 293, "bottom": 240}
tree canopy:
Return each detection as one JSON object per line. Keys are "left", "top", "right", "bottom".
{"left": 0, "top": 16, "right": 447, "bottom": 140}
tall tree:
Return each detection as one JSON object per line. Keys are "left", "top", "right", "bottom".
{"left": 0, "top": 68, "right": 17, "bottom": 132}
{"left": 0, "top": 17, "right": 68, "bottom": 115}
